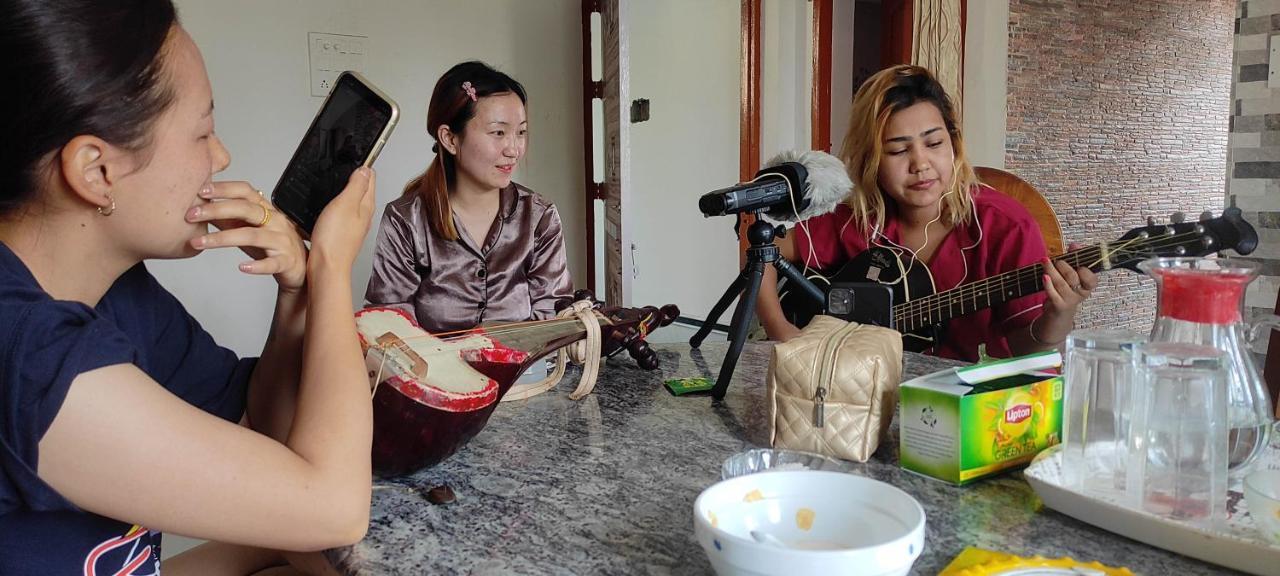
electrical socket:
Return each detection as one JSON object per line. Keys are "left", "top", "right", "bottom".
{"left": 308, "top": 32, "right": 366, "bottom": 97}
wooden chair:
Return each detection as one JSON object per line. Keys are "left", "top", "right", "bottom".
{"left": 973, "top": 166, "right": 1065, "bottom": 257}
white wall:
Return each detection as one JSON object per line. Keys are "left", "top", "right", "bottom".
{"left": 962, "top": 0, "right": 1010, "bottom": 169}
{"left": 161, "top": 0, "right": 584, "bottom": 356}
{"left": 627, "top": 0, "right": 741, "bottom": 319}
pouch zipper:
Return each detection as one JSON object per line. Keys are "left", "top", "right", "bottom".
{"left": 812, "top": 321, "right": 860, "bottom": 428}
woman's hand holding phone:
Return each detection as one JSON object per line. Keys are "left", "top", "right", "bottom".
{"left": 188, "top": 180, "right": 309, "bottom": 293}
{"left": 309, "top": 167, "right": 377, "bottom": 272}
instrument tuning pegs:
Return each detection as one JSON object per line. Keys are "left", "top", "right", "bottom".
{"left": 657, "top": 305, "right": 680, "bottom": 327}
{"left": 558, "top": 289, "right": 601, "bottom": 312}
{"left": 627, "top": 339, "right": 659, "bottom": 370}
{"left": 1170, "top": 212, "right": 1186, "bottom": 224}
{"left": 1200, "top": 210, "right": 1214, "bottom": 222}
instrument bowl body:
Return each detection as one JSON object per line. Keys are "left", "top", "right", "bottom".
{"left": 371, "top": 356, "right": 526, "bottom": 477}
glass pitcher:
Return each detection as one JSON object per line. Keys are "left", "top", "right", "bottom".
{"left": 1138, "top": 257, "right": 1279, "bottom": 477}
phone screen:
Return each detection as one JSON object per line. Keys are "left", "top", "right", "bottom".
{"left": 272, "top": 72, "right": 396, "bottom": 233}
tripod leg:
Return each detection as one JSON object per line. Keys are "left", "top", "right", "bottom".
{"left": 690, "top": 272, "right": 748, "bottom": 348}
{"left": 711, "top": 260, "right": 765, "bottom": 399}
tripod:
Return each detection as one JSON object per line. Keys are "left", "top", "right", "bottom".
{"left": 690, "top": 214, "right": 826, "bottom": 399}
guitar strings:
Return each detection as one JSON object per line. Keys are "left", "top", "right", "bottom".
{"left": 895, "top": 237, "right": 1138, "bottom": 327}
{"left": 896, "top": 232, "right": 1185, "bottom": 327}
{"left": 893, "top": 230, "right": 1202, "bottom": 329}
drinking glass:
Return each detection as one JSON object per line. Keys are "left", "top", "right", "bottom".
{"left": 1061, "top": 329, "right": 1144, "bottom": 496}
{"left": 1127, "top": 342, "right": 1228, "bottom": 529}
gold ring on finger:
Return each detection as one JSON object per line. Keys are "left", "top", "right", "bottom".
{"left": 256, "top": 202, "right": 272, "bottom": 227}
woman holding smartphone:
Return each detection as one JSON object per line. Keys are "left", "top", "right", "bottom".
{"left": 365, "top": 61, "right": 573, "bottom": 334}
{"left": 1, "top": 1, "right": 375, "bottom": 573}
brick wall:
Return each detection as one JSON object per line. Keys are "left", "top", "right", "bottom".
{"left": 1005, "top": 0, "right": 1236, "bottom": 333}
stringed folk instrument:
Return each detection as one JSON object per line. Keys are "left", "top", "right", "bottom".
{"left": 357, "top": 295, "right": 679, "bottom": 476}
{"left": 779, "top": 208, "right": 1258, "bottom": 353}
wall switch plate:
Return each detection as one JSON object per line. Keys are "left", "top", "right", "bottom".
{"left": 308, "top": 32, "right": 367, "bottom": 97}
{"left": 630, "top": 98, "right": 650, "bottom": 123}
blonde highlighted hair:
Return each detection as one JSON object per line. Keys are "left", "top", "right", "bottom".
{"left": 838, "top": 64, "right": 978, "bottom": 237}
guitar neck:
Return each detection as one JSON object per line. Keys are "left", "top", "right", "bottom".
{"left": 893, "top": 244, "right": 1113, "bottom": 334}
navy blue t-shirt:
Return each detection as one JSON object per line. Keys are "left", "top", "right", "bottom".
{"left": 0, "top": 243, "right": 255, "bottom": 574}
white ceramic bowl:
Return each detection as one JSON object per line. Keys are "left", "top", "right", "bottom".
{"left": 1246, "top": 469, "right": 1280, "bottom": 544}
{"left": 693, "top": 470, "right": 925, "bottom": 576}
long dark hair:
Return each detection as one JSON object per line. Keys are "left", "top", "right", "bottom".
{"left": 403, "top": 61, "right": 527, "bottom": 241}
{"left": 0, "top": 0, "right": 178, "bottom": 214}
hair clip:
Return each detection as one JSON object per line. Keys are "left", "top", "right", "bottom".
{"left": 461, "top": 81, "right": 477, "bottom": 102}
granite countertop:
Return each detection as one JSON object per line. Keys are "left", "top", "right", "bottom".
{"left": 326, "top": 341, "right": 1242, "bottom": 575}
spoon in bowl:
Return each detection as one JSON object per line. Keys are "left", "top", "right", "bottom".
{"left": 749, "top": 530, "right": 787, "bottom": 548}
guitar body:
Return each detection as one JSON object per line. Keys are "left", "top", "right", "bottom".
{"left": 776, "top": 207, "right": 1260, "bottom": 357}
{"left": 838, "top": 247, "right": 941, "bottom": 352}
{"left": 781, "top": 247, "right": 941, "bottom": 353}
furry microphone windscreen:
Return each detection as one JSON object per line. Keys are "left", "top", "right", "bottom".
{"left": 759, "top": 150, "right": 853, "bottom": 225}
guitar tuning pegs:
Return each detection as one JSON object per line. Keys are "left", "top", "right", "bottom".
{"left": 1200, "top": 211, "right": 1214, "bottom": 222}
{"left": 1170, "top": 212, "right": 1186, "bottom": 224}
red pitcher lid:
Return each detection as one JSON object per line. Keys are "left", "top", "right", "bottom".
{"left": 1152, "top": 267, "right": 1251, "bottom": 325}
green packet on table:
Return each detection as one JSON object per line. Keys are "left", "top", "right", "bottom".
{"left": 664, "top": 377, "right": 714, "bottom": 395}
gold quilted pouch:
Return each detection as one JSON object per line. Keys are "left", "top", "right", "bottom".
{"left": 768, "top": 315, "right": 903, "bottom": 462}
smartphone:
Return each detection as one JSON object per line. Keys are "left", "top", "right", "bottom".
{"left": 827, "top": 282, "right": 894, "bottom": 329}
{"left": 271, "top": 71, "right": 399, "bottom": 234}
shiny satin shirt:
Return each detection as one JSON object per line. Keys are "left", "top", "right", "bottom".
{"left": 365, "top": 183, "right": 573, "bottom": 334}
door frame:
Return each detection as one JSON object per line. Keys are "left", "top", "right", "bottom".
{"left": 586, "top": 1, "right": 966, "bottom": 296}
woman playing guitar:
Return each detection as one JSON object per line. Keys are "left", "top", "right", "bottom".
{"left": 756, "top": 65, "right": 1096, "bottom": 362}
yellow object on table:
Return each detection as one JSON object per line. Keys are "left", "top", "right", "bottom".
{"left": 939, "top": 547, "right": 1133, "bottom": 575}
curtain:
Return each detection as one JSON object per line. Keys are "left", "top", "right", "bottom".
{"left": 912, "top": 0, "right": 964, "bottom": 114}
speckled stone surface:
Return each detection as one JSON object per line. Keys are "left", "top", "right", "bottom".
{"left": 325, "top": 342, "right": 1243, "bottom": 575}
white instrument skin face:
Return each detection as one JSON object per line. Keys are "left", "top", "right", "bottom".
{"left": 356, "top": 308, "right": 502, "bottom": 412}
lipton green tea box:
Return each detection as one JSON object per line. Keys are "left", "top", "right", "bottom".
{"left": 899, "top": 362, "right": 1063, "bottom": 485}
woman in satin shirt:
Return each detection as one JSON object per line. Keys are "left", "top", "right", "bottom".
{"left": 366, "top": 61, "right": 573, "bottom": 334}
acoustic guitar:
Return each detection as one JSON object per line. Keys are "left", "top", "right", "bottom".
{"left": 777, "top": 208, "right": 1258, "bottom": 353}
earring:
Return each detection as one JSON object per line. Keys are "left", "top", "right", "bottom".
{"left": 97, "top": 196, "right": 115, "bottom": 216}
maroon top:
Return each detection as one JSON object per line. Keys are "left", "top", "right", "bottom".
{"left": 365, "top": 183, "right": 573, "bottom": 334}
{"left": 793, "top": 185, "right": 1049, "bottom": 361}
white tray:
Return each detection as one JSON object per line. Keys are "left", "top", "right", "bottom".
{"left": 1024, "top": 446, "right": 1280, "bottom": 575}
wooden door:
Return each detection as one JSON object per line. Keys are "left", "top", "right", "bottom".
{"left": 599, "top": 0, "right": 631, "bottom": 306}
